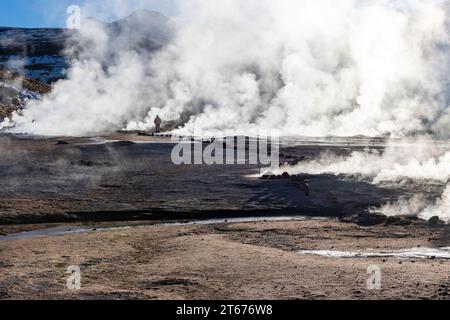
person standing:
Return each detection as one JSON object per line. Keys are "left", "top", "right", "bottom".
{"left": 154, "top": 115, "right": 162, "bottom": 134}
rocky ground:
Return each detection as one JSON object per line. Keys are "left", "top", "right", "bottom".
{"left": 0, "top": 133, "right": 439, "bottom": 226}
{"left": 0, "top": 133, "right": 448, "bottom": 300}
{"left": 0, "top": 66, "right": 51, "bottom": 119}
{"left": 1, "top": 218, "right": 449, "bottom": 300}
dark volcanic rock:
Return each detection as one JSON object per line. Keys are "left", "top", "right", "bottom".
{"left": 428, "top": 216, "right": 445, "bottom": 225}
{"left": 281, "top": 172, "right": 290, "bottom": 179}
{"left": 385, "top": 216, "right": 412, "bottom": 226}
{"left": 344, "top": 211, "right": 388, "bottom": 227}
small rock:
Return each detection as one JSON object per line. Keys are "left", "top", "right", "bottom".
{"left": 281, "top": 172, "right": 290, "bottom": 179}
{"left": 385, "top": 216, "right": 400, "bottom": 225}
{"left": 428, "top": 216, "right": 444, "bottom": 225}
{"left": 56, "top": 140, "right": 69, "bottom": 145}
{"left": 386, "top": 216, "right": 412, "bottom": 226}
{"left": 352, "top": 211, "right": 388, "bottom": 227}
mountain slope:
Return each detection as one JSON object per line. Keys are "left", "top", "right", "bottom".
{"left": 110, "top": 9, "right": 174, "bottom": 46}
{"left": 0, "top": 10, "right": 173, "bottom": 84}
{"left": 0, "top": 66, "right": 50, "bottom": 119}
{"left": 0, "top": 27, "right": 69, "bottom": 83}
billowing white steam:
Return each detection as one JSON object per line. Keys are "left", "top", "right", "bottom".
{"left": 2, "top": 0, "right": 450, "bottom": 137}
{"left": 420, "top": 185, "right": 450, "bottom": 221}
{"left": 284, "top": 138, "right": 450, "bottom": 183}
{"left": 132, "top": 0, "right": 450, "bottom": 137}
{"left": 282, "top": 137, "right": 450, "bottom": 221}
{"left": 377, "top": 184, "right": 450, "bottom": 221}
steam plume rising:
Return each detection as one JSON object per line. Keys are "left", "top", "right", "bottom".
{"left": 281, "top": 137, "right": 450, "bottom": 221}
{"left": 2, "top": 0, "right": 450, "bottom": 137}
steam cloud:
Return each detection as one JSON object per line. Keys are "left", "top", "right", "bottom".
{"left": 284, "top": 138, "right": 450, "bottom": 183}
{"left": 1, "top": 0, "right": 450, "bottom": 137}
{"left": 281, "top": 137, "right": 450, "bottom": 221}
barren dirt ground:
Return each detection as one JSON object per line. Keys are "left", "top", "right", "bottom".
{"left": 1, "top": 219, "right": 450, "bottom": 300}
{"left": 0, "top": 134, "right": 449, "bottom": 300}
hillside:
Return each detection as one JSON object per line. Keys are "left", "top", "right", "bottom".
{"left": 0, "top": 9, "right": 173, "bottom": 84}
{"left": 0, "top": 27, "right": 69, "bottom": 83}
{"left": 0, "top": 66, "right": 50, "bottom": 119}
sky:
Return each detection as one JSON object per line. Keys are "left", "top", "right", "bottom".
{"left": 1, "top": 0, "right": 446, "bottom": 28}
{"left": 0, "top": 0, "right": 176, "bottom": 28}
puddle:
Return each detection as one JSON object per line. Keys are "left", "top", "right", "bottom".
{"left": 0, "top": 226, "right": 92, "bottom": 241}
{"left": 298, "top": 247, "right": 450, "bottom": 260}
{"left": 0, "top": 215, "right": 326, "bottom": 241}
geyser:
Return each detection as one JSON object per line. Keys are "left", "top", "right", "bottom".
{"left": 1, "top": 0, "right": 450, "bottom": 138}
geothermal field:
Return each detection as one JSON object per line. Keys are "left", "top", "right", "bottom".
{"left": 1, "top": 0, "right": 450, "bottom": 302}
{"left": 0, "top": 133, "right": 449, "bottom": 300}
